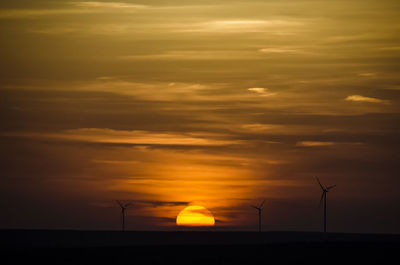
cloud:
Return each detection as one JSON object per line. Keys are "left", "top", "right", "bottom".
{"left": 247, "top": 87, "right": 276, "bottom": 97}
{"left": 345, "top": 95, "right": 390, "bottom": 104}
{"left": 120, "top": 50, "right": 260, "bottom": 61}
{"left": 188, "top": 208, "right": 214, "bottom": 217}
{"left": 74, "top": 80, "right": 215, "bottom": 100}
{"left": 0, "top": 8, "right": 89, "bottom": 19}
{"left": 134, "top": 200, "right": 188, "bottom": 207}
{"left": 358, "top": 73, "right": 377, "bottom": 77}
{"left": 72, "top": 2, "right": 148, "bottom": 9}
{"left": 179, "top": 19, "right": 304, "bottom": 33}
{"left": 2, "top": 128, "right": 242, "bottom": 147}
{"left": 259, "top": 47, "right": 302, "bottom": 54}
{"left": 0, "top": 2, "right": 148, "bottom": 19}
{"left": 296, "top": 141, "right": 335, "bottom": 147}
{"left": 241, "top": 123, "right": 283, "bottom": 132}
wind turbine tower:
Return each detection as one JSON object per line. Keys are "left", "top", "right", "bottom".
{"left": 117, "top": 200, "right": 132, "bottom": 232}
{"left": 316, "top": 177, "right": 336, "bottom": 233}
{"left": 252, "top": 199, "right": 266, "bottom": 232}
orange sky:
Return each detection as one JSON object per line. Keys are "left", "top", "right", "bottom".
{"left": 0, "top": 0, "right": 399, "bottom": 233}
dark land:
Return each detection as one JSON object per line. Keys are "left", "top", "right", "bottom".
{"left": 2, "top": 230, "right": 400, "bottom": 264}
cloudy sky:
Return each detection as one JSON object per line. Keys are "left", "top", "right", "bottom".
{"left": 0, "top": 0, "right": 399, "bottom": 232}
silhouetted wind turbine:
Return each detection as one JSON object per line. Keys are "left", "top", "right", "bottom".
{"left": 252, "top": 199, "right": 266, "bottom": 232}
{"left": 316, "top": 177, "right": 336, "bottom": 233}
{"left": 116, "top": 200, "right": 132, "bottom": 232}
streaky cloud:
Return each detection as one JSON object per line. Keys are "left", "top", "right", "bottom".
{"left": 247, "top": 87, "right": 276, "bottom": 97}
{"left": 345, "top": 95, "right": 390, "bottom": 104}
{"left": 1, "top": 128, "right": 243, "bottom": 147}
{"left": 72, "top": 2, "right": 148, "bottom": 9}
{"left": 296, "top": 141, "right": 335, "bottom": 147}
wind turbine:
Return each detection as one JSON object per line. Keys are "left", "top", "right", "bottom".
{"left": 316, "top": 177, "right": 336, "bottom": 233}
{"left": 116, "top": 200, "right": 132, "bottom": 232}
{"left": 252, "top": 199, "right": 266, "bottom": 232}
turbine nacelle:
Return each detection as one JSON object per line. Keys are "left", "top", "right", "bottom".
{"left": 254, "top": 199, "right": 265, "bottom": 209}
{"left": 117, "top": 200, "right": 132, "bottom": 210}
{"left": 316, "top": 177, "right": 336, "bottom": 192}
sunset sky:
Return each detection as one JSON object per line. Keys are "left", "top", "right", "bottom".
{"left": 1, "top": 0, "right": 399, "bottom": 233}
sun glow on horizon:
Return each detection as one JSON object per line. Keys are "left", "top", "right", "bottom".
{"left": 176, "top": 205, "right": 215, "bottom": 227}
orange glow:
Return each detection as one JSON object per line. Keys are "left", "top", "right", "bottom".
{"left": 176, "top": 205, "right": 215, "bottom": 226}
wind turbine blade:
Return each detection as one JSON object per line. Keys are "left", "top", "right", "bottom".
{"left": 327, "top": 185, "right": 336, "bottom": 190}
{"left": 259, "top": 199, "right": 266, "bottom": 209}
{"left": 116, "top": 200, "right": 123, "bottom": 207}
{"left": 316, "top": 177, "right": 324, "bottom": 190}
{"left": 251, "top": 205, "right": 260, "bottom": 210}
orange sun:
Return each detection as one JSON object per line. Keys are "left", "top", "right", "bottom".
{"left": 176, "top": 205, "right": 215, "bottom": 226}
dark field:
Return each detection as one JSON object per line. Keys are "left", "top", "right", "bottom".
{"left": 2, "top": 230, "right": 400, "bottom": 264}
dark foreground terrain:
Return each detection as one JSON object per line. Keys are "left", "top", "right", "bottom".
{"left": 2, "top": 230, "right": 400, "bottom": 264}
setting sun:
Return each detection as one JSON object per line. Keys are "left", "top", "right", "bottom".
{"left": 176, "top": 206, "right": 215, "bottom": 227}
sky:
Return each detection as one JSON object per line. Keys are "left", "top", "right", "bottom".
{"left": 0, "top": 0, "right": 399, "bottom": 233}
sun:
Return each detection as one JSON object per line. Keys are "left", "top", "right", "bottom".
{"left": 176, "top": 205, "right": 215, "bottom": 227}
